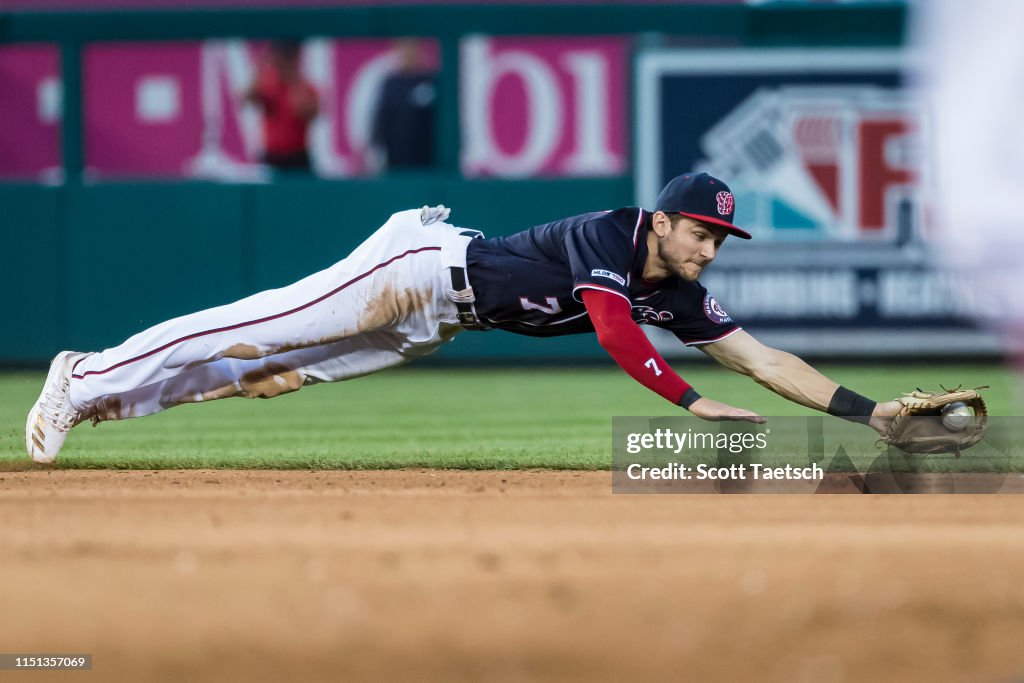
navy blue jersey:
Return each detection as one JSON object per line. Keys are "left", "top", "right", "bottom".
{"left": 465, "top": 207, "right": 740, "bottom": 345}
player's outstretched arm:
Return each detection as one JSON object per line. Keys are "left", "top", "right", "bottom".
{"left": 699, "top": 330, "right": 900, "bottom": 432}
{"left": 699, "top": 330, "right": 837, "bottom": 409}
{"left": 581, "top": 289, "right": 764, "bottom": 423}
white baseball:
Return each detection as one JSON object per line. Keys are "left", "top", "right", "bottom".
{"left": 941, "top": 402, "right": 973, "bottom": 431}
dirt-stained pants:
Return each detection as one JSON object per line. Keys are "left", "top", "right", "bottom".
{"left": 68, "top": 210, "right": 471, "bottom": 421}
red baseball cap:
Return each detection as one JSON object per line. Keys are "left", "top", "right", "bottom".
{"left": 654, "top": 172, "right": 751, "bottom": 240}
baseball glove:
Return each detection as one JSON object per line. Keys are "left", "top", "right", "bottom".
{"left": 881, "top": 386, "right": 988, "bottom": 457}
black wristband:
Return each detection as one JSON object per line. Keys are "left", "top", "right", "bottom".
{"left": 827, "top": 386, "right": 876, "bottom": 421}
{"left": 678, "top": 388, "right": 702, "bottom": 410}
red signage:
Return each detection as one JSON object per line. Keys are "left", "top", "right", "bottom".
{"left": 0, "top": 45, "right": 61, "bottom": 181}
{"left": 460, "top": 36, "right": 628, "bottom": 178}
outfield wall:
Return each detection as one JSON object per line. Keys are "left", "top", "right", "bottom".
{"left": 0, "top": 177, "right": 634, "bottom": 362}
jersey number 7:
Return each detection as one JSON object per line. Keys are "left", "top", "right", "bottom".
{"left": 519, "top": 297, "right": 562, "bottom": 315}
{"left": 644, "top": 358, "right": 663, "bottom": 376}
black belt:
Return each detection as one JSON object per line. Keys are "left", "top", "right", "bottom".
{"left": 449, "top": 267, "right": 490, "bottom": 331}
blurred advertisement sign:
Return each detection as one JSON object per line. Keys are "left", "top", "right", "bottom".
{"left": 0, "top": 45, "right": 61, "bottom": 182}
{"left": 80, "top": 39, "right": 438, "bottom": 179}
{"left": 73, "top": 36, "right": 626, "bottom": 179}
{"left": 636, "top": 49, "right": 918, "bottom": 242}
{"left": 460, "top": 36, "right": 627, "bottom": 178}
{"left": 636, "top": 49, "right": 998, "bottom": 357}
{"left": 699, "top": 86, "right": 917, "bottom": 241}
{"left": 84, "top": 43, "right": 208, "bottom": 178}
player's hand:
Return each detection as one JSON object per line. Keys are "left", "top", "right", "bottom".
{"left": 687, "top": 397, "right": 766, "bottom": 424}
{"left": 867, "top": 399, "right": 903, "bottom": 436}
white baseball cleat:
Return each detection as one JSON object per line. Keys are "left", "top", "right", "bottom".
{"left": 25, "top": 351, "right": 92, "bottom": 464}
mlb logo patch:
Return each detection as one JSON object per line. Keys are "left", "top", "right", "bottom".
{"left": 591, "top": 269, "right": 626, "bottom": 286}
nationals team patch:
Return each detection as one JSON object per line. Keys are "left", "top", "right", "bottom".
{"left": 716, "top": 191, "right": 734, "bottom": 216}
{"left": 591, "top": 269, "right": 626, "bottom": 286}
{"left": 703, "top": 294, "right": 732, "bottom": 324}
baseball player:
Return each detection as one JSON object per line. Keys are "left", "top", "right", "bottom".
{"left": 27, "top": 172, "right": 905, "bottom": 463}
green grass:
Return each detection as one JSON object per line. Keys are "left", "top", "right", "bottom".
{"left": 2, "top": 364, "right": 1020, "bottom": 470}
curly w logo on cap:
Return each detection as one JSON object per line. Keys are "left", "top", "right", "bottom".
{"left": 654, "top": 172, "right": 751, "bottom": 239}
{"left": 716, "top": 191, "right": 734, "bottom": 216}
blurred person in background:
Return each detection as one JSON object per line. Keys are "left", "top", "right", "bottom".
{"left": 917, "top": 0, "right": 1024, "bottom": 387}
{"left": 243, "top": 40, "right": 319, "bottom": 173}
{"left": 368, "top": 38, "right": 438, "bottom": 172}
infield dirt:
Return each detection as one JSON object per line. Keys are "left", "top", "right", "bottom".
{"left": 3, "top": 469, "right": 1024, "bottom": 682}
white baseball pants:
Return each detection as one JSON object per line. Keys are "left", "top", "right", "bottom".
{"left": 68, "top": 210, "right": 472, "bottom": 421}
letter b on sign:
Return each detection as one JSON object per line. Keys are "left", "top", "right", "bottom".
{"left": 461, "top": 36, "right": 626, "bottom": 178}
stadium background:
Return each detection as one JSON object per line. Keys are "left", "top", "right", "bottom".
{"left": 4, "top": 0, "right": 982, "bottom": 366}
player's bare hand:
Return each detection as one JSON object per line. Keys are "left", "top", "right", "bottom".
{"left": 867, "top": 399, "right": 902, "bottom": 436}
{"left": 687, "top": 397, "right": 766, "bottom": 424}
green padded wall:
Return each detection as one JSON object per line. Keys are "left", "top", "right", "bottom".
{"left": 1, "top": 178, "right": 632, "bottom": 362}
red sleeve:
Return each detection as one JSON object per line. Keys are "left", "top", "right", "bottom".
{"left": 582, "top": 288, "right": 700, "bottom": 407}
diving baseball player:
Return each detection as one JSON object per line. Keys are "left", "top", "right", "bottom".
{"left": 27, "top": 173, "right": 908, "bottom": 463}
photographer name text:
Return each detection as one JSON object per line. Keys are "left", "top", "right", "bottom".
{"left": 626, "top": 463, "right": 824, "bottom": 481}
